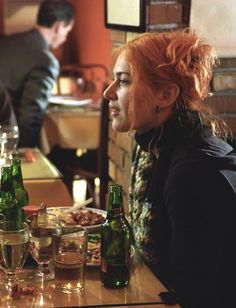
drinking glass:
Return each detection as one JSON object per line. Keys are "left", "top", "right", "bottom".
{"left": 0, "top": 131, "right": 7, "bottom": 171}
{"left": 0, "top": 221, "right": 30, "bottom": 292}
{"left": 0, "top": 124, "right": 19, "bottom": 166}
{"left": 0, "top": 213, "right": 5, "bottom": 225}
{"left": 27, "top": 213, "right": 61, "bottom": 281}
{"left": 53, "top": 226, "right": 87, "bottom": 294}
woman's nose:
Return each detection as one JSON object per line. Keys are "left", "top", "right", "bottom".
{"left": 103, "top": 84, "right": 117, "bottom": 100}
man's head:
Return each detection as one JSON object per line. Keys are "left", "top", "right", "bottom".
{"left": 37, "top": 0, "right": 75, "bottom": 49}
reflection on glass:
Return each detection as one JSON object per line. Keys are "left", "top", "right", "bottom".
{"left": 0, "top": 125, "right": 19, "bottom": 167}
{"left": 27, "top": 213, "right": 61, "bottom": 282}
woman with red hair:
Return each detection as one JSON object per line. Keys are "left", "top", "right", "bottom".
{"left": 104, "top": 29, "right": 236, "bottom": 307}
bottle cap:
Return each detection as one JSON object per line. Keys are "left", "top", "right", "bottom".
{"left": 22, "top": 204, "right": 41, "bottom": 215}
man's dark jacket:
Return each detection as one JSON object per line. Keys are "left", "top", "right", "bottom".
{"left": 0, "top": 29, "right": 59, "bottom": 146}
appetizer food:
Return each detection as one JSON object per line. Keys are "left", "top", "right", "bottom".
{"left": 48, "top": 208, "right": 106, "bottom": 227}
{"left": 11, "top": 284, "right": 39, "bottom": 299}
{"left": 87, "top": 234, "right": 101, "bottom": 265}
{"left": 64, "top": 210, "right": 105, "bottom": 226}
{"left": 86, "top": 234, "right": 135, "bottom": 266}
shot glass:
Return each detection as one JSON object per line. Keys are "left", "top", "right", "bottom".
{"left": 53, "top": 226, "right": 87, "bottom": 294}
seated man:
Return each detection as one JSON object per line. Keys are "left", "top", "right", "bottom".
{"left": 0, "top": 0, "right": 75, "bottom": 147}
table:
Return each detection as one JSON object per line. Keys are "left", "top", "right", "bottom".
{"left": 41, "top": 101, "right": 101, "bottom": 155}
{"left": 21, "top": 148, "right": 62, "bottom": 180}
{"left": 24, "top": 179, "right": 73, "bottom": 207}
{"left": 0, "top": 256, "right": 180, "bottom": 307}
{"left": 20, "top": 148, "right": 73, "bottom": 207}
{"left": 5, "top": 148, "right": 180, "bottom": 307}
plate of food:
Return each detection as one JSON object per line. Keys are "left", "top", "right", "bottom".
{"left": 87, "top": 233, "right": 101, "bottom": 266}
{"left": 47, "top": 207, "right": 106, "bottom": 232}
{"left": 87, "top": 233, "right": 135, "bottom": 267}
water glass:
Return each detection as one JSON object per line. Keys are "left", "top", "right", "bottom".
{"left": 53, "top": 226, "right": 87, "bottom": 294}
{"left": 0, "top": 131, "right": 7, "bottom": 169}
{"left": 0, "top": 213, "right": 5, "bottom": 227}
{"left": 0, "top": 125, "right": 19, "bottom": 166}
{"left": 0, "top": 221, "right": 29, "bottom": 292}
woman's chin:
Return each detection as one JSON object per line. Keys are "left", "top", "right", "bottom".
{"left": 112, "top": 120, "right": 130, "bottom": 133}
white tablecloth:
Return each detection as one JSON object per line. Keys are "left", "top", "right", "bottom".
{"left": 40, "top": 106, "right": 100, "bottom": 155}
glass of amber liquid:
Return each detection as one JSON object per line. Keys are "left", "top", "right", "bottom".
{"left": 53, "top": 226, "right": 87, "bottom": 294}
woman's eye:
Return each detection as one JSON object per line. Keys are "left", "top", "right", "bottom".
{"left": 119, "top": 79, "right": 130, "bottom": 85}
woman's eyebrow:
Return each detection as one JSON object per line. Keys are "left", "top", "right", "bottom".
{"left": 114, "top": 71, "right": 130, "bottom": 77}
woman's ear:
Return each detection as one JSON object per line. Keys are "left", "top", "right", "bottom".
{"left": 158, "top": 84, "right": 179, "bottom": 108}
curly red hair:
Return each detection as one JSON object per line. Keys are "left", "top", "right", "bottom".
{"left": 112, "top": 29, "right": 230, "bottom": 138}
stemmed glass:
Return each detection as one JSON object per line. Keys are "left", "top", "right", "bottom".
{"left": 0, "top": 131, "right": 7, "bottom": 170}
{"left": 0, "top": 124, "right": 19, "bottom": 166}
{"left": 27, "top": 213, "right": 61, "bottom": 281}
{"left": 0, "top": 220, "right": 30, "bottom": 292}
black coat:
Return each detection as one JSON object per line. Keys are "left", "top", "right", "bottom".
{"left": 135, "top": 115, "right": 236, "bottom": 308}
{"left": 0, "top": 29, "right": 59, "bottom": 147}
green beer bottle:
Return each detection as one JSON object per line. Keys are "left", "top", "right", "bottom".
{"left": 100, "top": 184, "right": 131, "bottom": 288}
{"left": 11, "top": 158, "right": 29, "bottom": 221}
{"left": 0, "top": 166, "right": 21, "bottom": 226}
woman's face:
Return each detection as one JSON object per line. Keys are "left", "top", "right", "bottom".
{"left": 103, "top": 52, "right": 131, "bottom": 132}
{"left": 104, "top": 52, "right": 157, "bottom": 133}
{"left": 104, "top": 51, "right": 179, "bottom": 134}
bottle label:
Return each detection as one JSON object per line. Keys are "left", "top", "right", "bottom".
{"left": 101, "top": 258, "right": 107, "bottom": 273}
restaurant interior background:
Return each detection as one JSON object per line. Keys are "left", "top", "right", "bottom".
{"left": 0, "top": 0, "right": 235, "bottom": 212}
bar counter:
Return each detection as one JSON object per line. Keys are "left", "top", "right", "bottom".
{"left": 0, "top": 255, "right": 180, "bottom": 307}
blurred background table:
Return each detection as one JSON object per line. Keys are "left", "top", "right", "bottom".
{"left": 21, "top": 147, "right": 61, "bottom": 180}
{"left": 20, "top": 148, "right": 73, "bottom": 207}
{"left": 40, "top": 97, "right": 101, "bottom": 156}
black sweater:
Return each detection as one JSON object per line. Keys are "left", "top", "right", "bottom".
{"left": 134, "top": 114, "right": 236, "bottom": 308}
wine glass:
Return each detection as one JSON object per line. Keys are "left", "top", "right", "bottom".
{"left": 0, "top": 221, "right": 30, "bottom": 292}
{"left": 27, "top": 213, "right": 61, "bottom": 281}
{"left": 0, "top": 131, "right": 7, "bottom": 171}
{"left": 0, "top": 124, "right": 19, "bottom": 166}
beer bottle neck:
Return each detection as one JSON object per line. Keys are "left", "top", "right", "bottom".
{"left": 107, "top": 184, "right": 124, "bottom": 217}
{"left": 1, "top": 167, "right": 16, "bottom": 200}
{"left": 11, "top": 160, "right": 24, "bottom": 185}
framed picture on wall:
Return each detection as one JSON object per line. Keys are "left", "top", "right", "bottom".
{"left": 104, "top": 0, "right": 146, "bottom": 33}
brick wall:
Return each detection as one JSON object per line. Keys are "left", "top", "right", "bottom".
{"left": 207, "top": 58, "right": 236, "bottom": 137}
{"left": 108, "top": 123, "right": 134, "bottom": 214}
{"left": 106, "top": 1, "right": 236, "bottom": 214}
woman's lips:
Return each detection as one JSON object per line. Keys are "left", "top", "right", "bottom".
{"left": 109, "top": 103, "right": 120, "bottom": 117}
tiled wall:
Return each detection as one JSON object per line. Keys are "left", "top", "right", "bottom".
{"left": 106, "top": 1, "right": 236, "bottom": 214}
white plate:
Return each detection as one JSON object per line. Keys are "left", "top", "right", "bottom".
{"left": 49, "top": 96, "right": 93, "bottom": 107}
{"left": 47, "top": 207, "right": 107, "bottom": 232}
